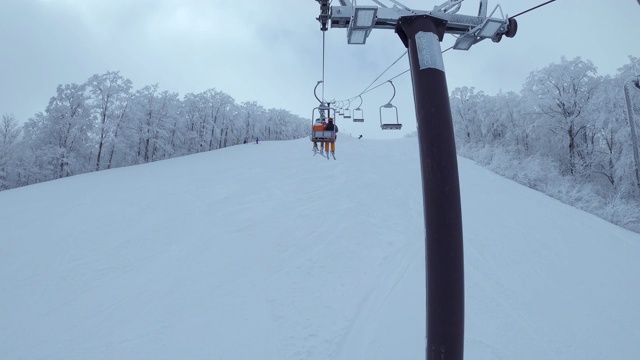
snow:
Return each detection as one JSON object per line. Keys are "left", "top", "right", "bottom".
{"left": 1, "top": 136, "right": 639, "bottom": 359}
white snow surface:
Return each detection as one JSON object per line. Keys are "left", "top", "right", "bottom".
{"left": 1, "top": 136, "right": 640, "bottom": 359}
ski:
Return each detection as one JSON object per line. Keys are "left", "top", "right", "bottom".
{"left": 313, "top": 149, "right": 328, "bottom": 158}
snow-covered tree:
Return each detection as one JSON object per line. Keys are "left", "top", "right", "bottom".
{"left": 450, "top": 86, "right": 486, "bottom": 145}
{"left": 0, "top": 114, "right": 21, "bottom": 189}
{"left": 128, "top": 85, "right": 180, "bottom": 163}
{"left": 585, "top": 76, "right": 627, "bottom": 191}
{"left": 241, "top": 101, "right": 266, "bottom": 141}
{"left": 86, "top": 71, "right": 133, "bottom": 171}
{"left": 181, "top": 89, "right": 236, "bottom": 153}
{"left": 0, "top": 72, "right": 315, "bottom": 192}
{"left": 22, "top": 84, "right": 92, "bottom": 179}
{"left": 523, "top": 56, "right": 599, "bottom": 176}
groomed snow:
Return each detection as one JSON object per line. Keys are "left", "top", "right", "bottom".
{"left": 1, "top": 136, "right": 639, "bottom": 359}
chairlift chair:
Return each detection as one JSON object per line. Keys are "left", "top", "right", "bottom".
{"left": 380, "top": 104, "right": 402, "bottom": 130}
{"left": 352, "top": 96, "right": 364, "bottom": 122}
{"left": 353, "top": 108, "right": 364, "bottom": 122}
{"left": 343, "top": 100, "right": 352, "bottom": 119}
{"left": 310, "top": 81, "right": 337, "bottom": 143}
{"left": 311, "top": 103, "right": 337, "bottom": 143}
{"left": 380, "top": 81, "right": 402, "bottom": 130}
{"left": 336, "top": 101, "right": 344, "bottom": 116}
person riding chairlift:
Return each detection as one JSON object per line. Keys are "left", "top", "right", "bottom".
{"left": 324, "top": 117, "right": 338, "bottom": 155}
{"left": 312, "top": 117, "right": 327, "bottom": 153}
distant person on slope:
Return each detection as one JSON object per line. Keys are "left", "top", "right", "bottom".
{"left": 324, "top": 117, "right": 338, "bottom": 156}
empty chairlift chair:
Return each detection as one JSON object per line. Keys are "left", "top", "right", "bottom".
{"left": 380, "top": 81, "right": 402, "bottom": 130}
{"left": 353, "top": 95, "right": 364, "bottom": 122}
{"left": 353, "top": 108, "right": 364, "bottom": 122}
{"left": 343, "top": 99, "right": 352, "bottom": 119}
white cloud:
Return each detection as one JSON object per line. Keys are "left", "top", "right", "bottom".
{"left": 2, "top": 0, "right": 639, "bottom": 139}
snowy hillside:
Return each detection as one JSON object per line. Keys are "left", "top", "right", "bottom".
{"left": 1, "top": 136, "right": 639, "bottom": 360}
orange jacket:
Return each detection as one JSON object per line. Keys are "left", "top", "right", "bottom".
{"left": 313, "top": 123, "right": 326, "bottom": 131}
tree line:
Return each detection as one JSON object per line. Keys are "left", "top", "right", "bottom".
{"left": 0, "top": 71, "right": 308, "bottom": 191}
{"left": 449, "top": 56, "right": 640, "bottom": 231}
{"left": 2, "top": 59, "right": 639, "bottom": 231}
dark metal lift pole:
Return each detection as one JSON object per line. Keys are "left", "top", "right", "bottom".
{"left": 396, "top": 15, "right": 465, "bottom": 360}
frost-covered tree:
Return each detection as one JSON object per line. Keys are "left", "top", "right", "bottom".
{"left": 477, "top": 91, "right": 530, "bottom": 152}
{"left": 86, "top": 71, "right": 133, "bottom": 171}
{"left": 0, "top": 72, "right": 309, "bottom": 193}
{"left": 22, "top": 84, "right": 92, "bottom": 179}
{"left": 241, "top": 101, "right": 266, "bottom": 141}
{"left": 587, "top": 76, "right": 628, "bottom": 191}
{"left": 214, "top": 95, "right": 239, "bottom": 148}
{"left": 203, "top": 89, "right": 233, "bottom": 151}
{"left": 450, "top": 86, "right": 485, "bottom": 145}
{"left": 129, "top": 85, "right": 180, "bottom": 163}
{"left": 523, "top": 56, "right": 599, "bottom": 176}
{"left": 220, "top": 101, "right": 243, "bottom": 147}
{"left": 181, "top": 89, "right": 235, "bottom": 153}
{"left": 0, "top": 114, "right": 21, "bottom": 189}
{"left": 152, "top": 90, "right": 181, "bottom": 161}
{"left": 105, "top": 93, "right": 132, "bottom": 170}
{"left": 265, "top": 108, "right": 295, "bottom": 141}
{"left": 181, "top": 92, "right": 202, "bottom": 154}
{"left": 449, "top": 56, "right": 640, "bottom": 231}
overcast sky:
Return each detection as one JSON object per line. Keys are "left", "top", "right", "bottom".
{"left": 1, "top": 0, "right": 638, "bottom": 139}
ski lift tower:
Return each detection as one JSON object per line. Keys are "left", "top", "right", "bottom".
{"left": 315, "top": 1, "right": 517, "bottom": 359}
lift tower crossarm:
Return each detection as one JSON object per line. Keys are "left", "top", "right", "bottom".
{"left": 327, "top": 0, "right": 516, "bottom": 48}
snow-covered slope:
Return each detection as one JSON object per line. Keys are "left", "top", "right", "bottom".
{"left": 1, "top": 136, "right": 639, "bottom": 359}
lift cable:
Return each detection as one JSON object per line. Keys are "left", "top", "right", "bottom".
{"left": 359, "top": 69, "right": 409, "bottom": 96}
{"left": 335, "top": 45, "right": 454, "bottom": 105}
{"left": 332, "top": 51, "right": 407, "bottom": 106}
{"left": 357, "top": 50, "right": 408, "bottom": 98}
{"left": 510, "top": 0, "right": 556, "bottom": 19}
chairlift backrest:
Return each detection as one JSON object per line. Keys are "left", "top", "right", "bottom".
{"left": 311, "top": 104, "right": 337, "bottom": 139}
{"left": 352, "top": 96, "right": 365, "bottom": 122}
{"left": 311, "top": 129, "right": 337, "bottom": 142}
{"left": 353, "top": 108, "right": 364, "bottom": 122}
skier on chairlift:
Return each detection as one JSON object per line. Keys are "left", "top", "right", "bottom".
{"left": 312, "top": 117, "right": 327, "bottom": 153}
{"left": 324, "top": 117, "right": 338, "bottom": 156}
